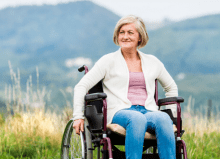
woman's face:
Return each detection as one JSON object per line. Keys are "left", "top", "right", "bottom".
{"left": 118, "top": 23, "right": 140, "bottom": 50}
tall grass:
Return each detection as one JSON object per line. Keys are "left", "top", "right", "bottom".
{"left": 0, "top": 62, "right": 219, "bottom": 158}
{"left": 0, "top": 62, "right": 72, "bottom": 158}
{"left": 182, "top": 96, "right": 220, "bottom": 158}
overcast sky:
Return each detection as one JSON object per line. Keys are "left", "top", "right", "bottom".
{"left": 0, "top": 0, "right": 220, "bottom": 22}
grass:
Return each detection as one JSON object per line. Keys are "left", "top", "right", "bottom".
{"left": 180, "top": 96, "right": 220, "bottom": 158}
{"left": 0, "top": 110, "right": 64, "bottom": 158}
{"left": 1, "top": 102, "right": 218, "bottom": 158}
{"left": 0, "top": 62, "right": 72, "bottom": 158}
{"left": 0, "top": 62, "right": 219, "bottom": 158}
{"left": 182, "top": 132, "right": 220, "bottom": 159}
{"left": 181, "top": 123, "right": 220, "bottom": 158}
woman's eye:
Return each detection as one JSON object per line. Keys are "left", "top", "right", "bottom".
{"left": 119, "top": 31, "right": 124, "bottom": 34}
{"left": 129, "top": 32, "right": 133, "bottom": 34}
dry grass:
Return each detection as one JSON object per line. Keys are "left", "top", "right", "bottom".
{"left": 182, "top": 96, "right": 220, "bottom": 158}
{"left": 0, "top": 62, "right": 73, "bottom": 158}
{"left": 4, "top": 110, "right": 63, "bottom": 145}
{"left": 182, "top": 96, "right": 220, "bottom": 136}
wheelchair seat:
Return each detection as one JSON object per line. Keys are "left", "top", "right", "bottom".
{"left": 107, "top": 123, "right": 177, "bottom": 140}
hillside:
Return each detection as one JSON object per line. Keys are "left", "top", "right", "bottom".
{"left": 0, "top": 1, "right": 121, "bottom": 106}
{"left": 0, "top": 1, "right": 220, "bottom": 111}
{"left": 0, "top": 1, "right": 119, "bottom": 91}
{"left": 142, "top": 14, "right": 220, "bottom": 75}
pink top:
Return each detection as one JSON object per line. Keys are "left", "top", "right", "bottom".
{"left": 127, "top": 72, "right": 148, "bottom": 106}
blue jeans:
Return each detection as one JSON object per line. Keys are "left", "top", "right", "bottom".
{"left": 112, "top": 105, "right": 176, "bottom": 159}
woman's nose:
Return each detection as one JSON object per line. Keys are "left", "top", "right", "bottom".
{"left": 123, "top": 32, "right": 129, "bottom": 39}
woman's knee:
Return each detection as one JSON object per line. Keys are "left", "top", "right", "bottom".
{"left": 156, "top": 112, "right": 173, "bottom": 125}
{"left": 128, "top": 113, "right": 146, "bottom": 123}
{"left": 125, "top": 112, "right": 147, "bottom": 127}
{"left": 127, "top": 113, "right": 147, "bottom": 132}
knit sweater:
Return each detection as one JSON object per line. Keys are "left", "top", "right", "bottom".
{"left": 73, "top": 48, "right": 178, "bottom": 125}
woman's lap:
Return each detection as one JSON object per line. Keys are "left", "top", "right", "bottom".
{"left": 112, "top": 106, "right": 148, "bottom": 129}
{"left": 112, "top": 105, "right": 173, "bottom": 133}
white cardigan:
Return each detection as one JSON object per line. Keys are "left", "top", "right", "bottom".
{"left": 73, "top": 48, "right": 178, "bottom": 125}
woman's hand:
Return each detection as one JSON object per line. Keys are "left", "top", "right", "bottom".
{"left": 73, "top": 119, "right": 84, "bottom": 135}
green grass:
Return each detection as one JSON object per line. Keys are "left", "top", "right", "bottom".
{"left": 182, "top": 132, "right": 220, "bottom": 159}
{"left": 0, "top": 129, "right": 60, "bottom": 159}
{"left": 1, "top": 110, "right": 220, "bottom": 158}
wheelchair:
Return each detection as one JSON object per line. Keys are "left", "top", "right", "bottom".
{"left": 61, "top": 65, "right": 188, "bottom": 159}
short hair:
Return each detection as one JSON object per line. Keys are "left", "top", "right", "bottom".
{"left": 113, "top": 15, "right": 149, "bottom": 49}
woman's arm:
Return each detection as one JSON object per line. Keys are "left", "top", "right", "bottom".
{"left": 157, "top": 63, "right": 178, "bottom": 117}
{"left": 73, "top": 55, "right": 107, "bottom": 121}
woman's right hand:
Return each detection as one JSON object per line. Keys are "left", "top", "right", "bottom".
{"left": 73, "top": 119, "right": 84, "bottom": 135}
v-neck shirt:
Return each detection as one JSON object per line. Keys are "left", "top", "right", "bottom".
{"left": 127, "top": 72, "right": 148, "bottom": 106}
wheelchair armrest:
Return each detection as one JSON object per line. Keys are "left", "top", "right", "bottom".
{"left": 158, "top": 97, "right": 184, "bottom": 106}
{"left": 85, "top": 92, "right": 107, "bottom": 102}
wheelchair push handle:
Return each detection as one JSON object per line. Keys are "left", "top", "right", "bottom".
{"left": 78, "top": 65, "right": 89, "bottom": 74}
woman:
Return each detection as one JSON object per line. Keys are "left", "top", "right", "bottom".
{"left": 73, "top": 15, "right": 177, "bottom": 159}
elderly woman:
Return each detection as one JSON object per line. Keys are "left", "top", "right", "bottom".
{"left": 73, "top": 15, "right": 177, "bottom": 159}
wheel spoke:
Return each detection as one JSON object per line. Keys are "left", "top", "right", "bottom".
{"left": 61, "top": 120, "right": 87, "bottom": 159}
{"left": 70, "top": 129, "right": 83, "bottom": 158}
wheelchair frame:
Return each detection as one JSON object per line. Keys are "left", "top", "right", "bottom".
{"left": 61, "top": 65, "right": 188, "bottom": 159}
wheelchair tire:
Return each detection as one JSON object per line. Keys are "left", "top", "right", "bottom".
{"left": 61, "top": 118, "right": 87, "bottom": 159}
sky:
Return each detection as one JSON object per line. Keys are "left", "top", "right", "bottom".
{"left": 0, "top": 0, "right": 220, "bottom": 22}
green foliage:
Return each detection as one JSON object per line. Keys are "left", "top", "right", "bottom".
{"left": 0, "top": 114, "right": 5, "bottom": 126}
{"left": 0, "top": 130, "right": 60, "bottom": 158}
{"left": 183, "top": 132, "right": 220, "bottom": 158}
{"left": 1, "top": 114, "right": 220, "bottom": 158}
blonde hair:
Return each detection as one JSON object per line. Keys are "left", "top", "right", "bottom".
{"left": 113, "top": 15, "right": 149, "bottom": 49}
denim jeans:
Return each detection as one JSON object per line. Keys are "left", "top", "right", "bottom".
{"left": 112, "top": 105, "right": 176, "bottom": 159}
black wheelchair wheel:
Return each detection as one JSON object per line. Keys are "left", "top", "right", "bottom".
{"left": 61, "top": 119, "right": 87, "bottom": 159}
